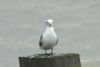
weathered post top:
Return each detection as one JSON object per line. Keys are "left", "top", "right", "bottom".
{"left": 19, "top": 53, "right": 81, "bottom": 67}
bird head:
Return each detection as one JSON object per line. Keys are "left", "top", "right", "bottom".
{"left": 45, "top": 19, "right": 53, "bottom": 27}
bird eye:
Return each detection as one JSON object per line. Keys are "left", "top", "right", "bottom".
{"left": 46, "top": 22, "right": 48, "bottom": 23}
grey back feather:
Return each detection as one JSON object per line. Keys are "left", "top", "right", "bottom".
{"left": 56, "top": 37, "right": 58, "bottom": 45}
{"left": 39, "top": 34, "right": 43, "bottom": 47}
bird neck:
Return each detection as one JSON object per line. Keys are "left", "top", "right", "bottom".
{"left": 46, "top": 26, "right": 55, "bottom": 32}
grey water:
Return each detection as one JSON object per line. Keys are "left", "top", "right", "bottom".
{"left": 0, "top": 0, "right": 100, "bottom": 67}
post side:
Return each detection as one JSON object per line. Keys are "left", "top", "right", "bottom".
{"left": 19, "top": 53, "right": 81, "bottom": 67}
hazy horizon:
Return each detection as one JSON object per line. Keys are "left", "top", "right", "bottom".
{"left": 0, "top": 0, "right": 100, "bottom": 67}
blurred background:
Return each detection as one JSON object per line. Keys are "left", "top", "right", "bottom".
{"left": 0, "top": 0, "right": 100, "bottom": 67}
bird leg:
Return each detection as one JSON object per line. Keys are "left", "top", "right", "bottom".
{"left": 51, "top": 49, "right": 53, "bottom": 55}
{"left": 45, "top": 49, "right": 47, "bottom": 55}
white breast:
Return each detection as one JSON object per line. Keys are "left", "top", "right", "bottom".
{"left": 41, "top": 27, "right": 57, "bottom": 50}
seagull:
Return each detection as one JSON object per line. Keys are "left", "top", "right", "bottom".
{"left": 39, "top": 19, "right": 58, "bottom": 54}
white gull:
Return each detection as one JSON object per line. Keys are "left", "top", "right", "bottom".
{"left": 39, "top": 19, "right": 58, "bottom": 54}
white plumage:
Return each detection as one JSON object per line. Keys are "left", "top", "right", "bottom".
{"left": 39, "top": 19, "right": 58, "bottom": 54}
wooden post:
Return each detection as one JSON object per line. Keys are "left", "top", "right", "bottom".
{"left": 19, "top": 53, "right": 81, "bottom": 67}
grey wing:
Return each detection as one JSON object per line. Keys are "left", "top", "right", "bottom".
{"left": 56, "top": 37, "right": 58, "bottom": 45}
{"left": 39, "top": 34, "right": 43, "bottom": 47}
